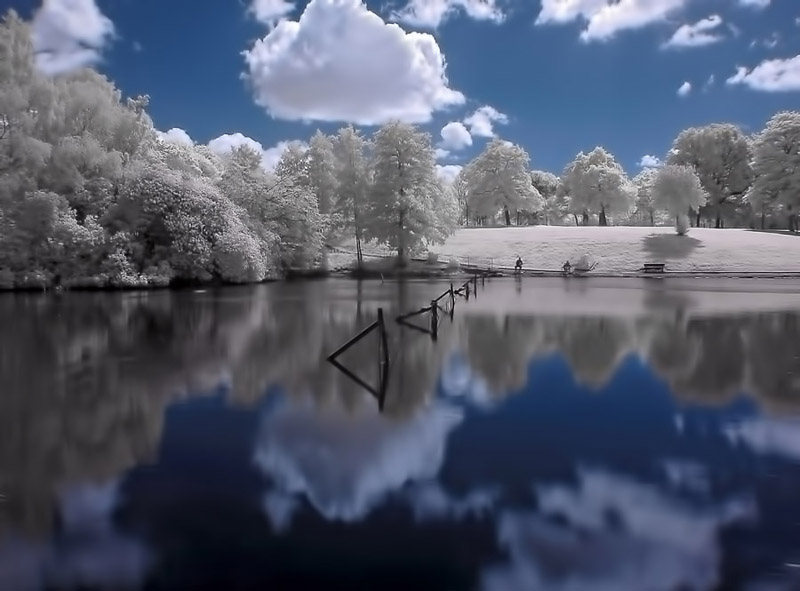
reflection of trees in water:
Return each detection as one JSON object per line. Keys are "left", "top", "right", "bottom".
{"left": 0, "top": 283, "right": 452, "bottom": 534}
{"left": 5, "top": 282, "right": 800, "bottom": 536}
{"left": 459, "top": 311, "right": 800, "bottom": 413}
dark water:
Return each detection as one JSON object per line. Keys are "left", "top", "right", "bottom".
{"left": 2, "top": 279, "right": 800, "bottom": 591}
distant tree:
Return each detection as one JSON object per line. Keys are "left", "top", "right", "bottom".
{"left": 631, "top": 168, "right": 659, "bottom": 226}
{"left": 366, "top": 122, "right": 453, "bottom": 263}
{"left": 562, "top": 147, "right": 634, "bottom": 226}
{"left": 530, "top": 170, "right": 566, "bottom": 225}
{"left": 463, "top": 139, "right": 542, "bottom": 226}
{"left": 749, "top": 111, "right": 800, "bottom": 232}
{"left": 652, "top": 164, "right": 708, "bottom": 235}
{"left": 667, "top": 123, "right": 752, "bottom": 228}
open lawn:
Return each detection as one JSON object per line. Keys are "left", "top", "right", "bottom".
{"left": 429, "top": 226, "right": 800, "bottom": 274}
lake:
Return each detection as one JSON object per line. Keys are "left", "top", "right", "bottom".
{"left": 1, "top": 278, "right": 800, "bottom": 591}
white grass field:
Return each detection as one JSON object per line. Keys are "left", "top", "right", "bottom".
{"left": 431, "top": 226, "right": 800, "bottom": 274}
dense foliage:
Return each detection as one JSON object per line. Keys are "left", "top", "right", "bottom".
{"left": 0, "top": 12, "right": 457, "bottom": 288}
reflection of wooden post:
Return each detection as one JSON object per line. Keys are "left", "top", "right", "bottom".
{"left": 430, "top": 300, "right": 438, "bottom": 341}
{"left": 450, "top": 283, "right": 455, "bottom": 319}
{"left": 377, "top": 308, "right": 389, "bottom": 411}
{"left": 465, "top": 282, "right": 470, "bottom": 300}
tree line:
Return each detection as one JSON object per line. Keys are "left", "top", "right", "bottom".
{"left": 456, "top": 117, "right": 800, "bottom": 235}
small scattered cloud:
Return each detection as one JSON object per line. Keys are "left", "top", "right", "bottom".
{"left": 242, "top": 0, "right": 464, "bottom": 126}
{"left": 391, "top": 0, "right": 504, "bottom": 29}
{"left": 463, "top": 105, "right": 508, "bottom": 138}
{"left": 764, "top": 33, "right": 780, "bottom": 49}
{"left": 405, "top": 483, "right": 498, "bottom": 521}
{"left": 536, "top": 0, "right": 687, "bottom": 42}
{"left": 724, "top": 417, "right": 800, "bottom": 461}
{"left": 703, "top": 73, "right": 716, "bottom": 91}
{"left": 31, "top": 0, "right": 115, "bottom": 75}
{"left": 208, "top": 132, "right": 303, "bottom": 171}
{"left": 436, "top": 164, "right": 463, "bottom": 185}
{"left": 663, "top": 15, "right": 724, "bottom": 49}
{"left": 677, "top": 81, "right": 692, "bottom": 97}
{"left": 158, "top": 128, "right": 194, "bottom": 147}
{"left": 435, "top": 147, "right": 451, "bottom": 160}
{"left": 726, "top": 55, "right": 800, "bottom": 92}
{"left": 132, "top": 41, "right": 143, "bottom": 53}
{"left": 439, "top": 121, "right": 472, "bottom": 151}
{"left": 639, "top": 154, "right": 663, "bottom": 168}
{"left": 249, "top": 0, "right": 295, "bottom": 24}
{"left": 739, "top": 0, "right": 770, "bottom": 9}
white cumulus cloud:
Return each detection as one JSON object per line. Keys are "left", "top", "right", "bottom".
{"left": 436, "top": 164, "right": 463, "bottom": 185}
{"left": 250, "top": 0, "right": 295, "bottom": 24}
{"left": 208, "top": 133, "right": 304, "bottom": 171}
{"left": 639, "top": 154, "right": 662, "bottom": 168}
{"left": 536, "top": 0, "right": 687, "bottom": 42}
{"left": 391, "top": 0, "right": 504, "bottom": 29}
{"left": 677, "top": 81, "right": 692, "bottom": 97}
{"left": 663, "top": 15, "right": 724, "bottom": 49}
{"left": 32, "top": 0, "right": 115, "bottom": 75}
{"left": 242, "top": 0, "right": 465, "bottom": 125}
{"left": 726, "top": 55, "right": 800, "bottom": 92}
{"left": 440, "top": 121, "right": 473, "bottom": 151}
{"left": 463, "top": 105, "right": 508, "bottom": 137}
{"left": 158, "top": 128, "right": 194, "bottom": 147}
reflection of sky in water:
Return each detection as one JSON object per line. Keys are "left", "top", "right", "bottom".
{"left": 3, "top": 352, "right": 800, "bottom": 589}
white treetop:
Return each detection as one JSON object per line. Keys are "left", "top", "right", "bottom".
{"left": 652, "top": 164, "right": 708, "bottom": 234}
{"left": 667, "top": 123, "right": 752, "bottom": 228}
{"left": 562, "top": 147, "right": 634, "bottom": 226}
{"left": 530, "top": 170, "right": 566, "bottom": 225}
{"left": 749, "top": 111, "right": 800, "bottom": 230}
{"left": 367, "top": 121, "right": 453, "bottom": 261}
{"left": 463, "top": 139, "right": 542, "bottom": 226}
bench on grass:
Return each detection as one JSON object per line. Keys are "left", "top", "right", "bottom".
{"left": 642, "top": 262, "right": 666, "bottom": 274}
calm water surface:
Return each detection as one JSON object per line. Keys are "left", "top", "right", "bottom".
{"left": 2, "top": 278, "right": 800, "bottom": 591}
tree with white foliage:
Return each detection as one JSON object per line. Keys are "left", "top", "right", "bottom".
{"left": 307, "top": 130, "right": 337, "bottom": 215}
{"left": 630, "top": 168, "right": 659, "bottom": 226}
{"left": 530, "top": 170, "right": 565, "bottom": 225}
{"left": 366, "top": 122, "right": 454, "bottom": 263}
{"left": 561, "top": 147, "right": 634, "bottom": 226}
{"left": 667, "top": 123, "right": 752, "bottom": 228}
{"left": 463, "top": 139, "right": 542, "bottom": 226}
{"left": 651, "top": 164, "right": 708, "bottom": 235}
{"left": 331, "top": 125, "right": 371, "bottom": 265}
{"left": 749, "top": 111, "right": 800, "bottom": 232}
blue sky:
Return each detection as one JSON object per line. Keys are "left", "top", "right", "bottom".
{"left": 13, "top": 0, "right": 800, "bottom": 177}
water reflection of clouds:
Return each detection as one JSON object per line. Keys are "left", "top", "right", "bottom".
{"left": 484, "top": 470, "right": 756, "bottom": 591}
{"left": 0, "top": 481, "right": 150, "bottom": 591}
{"left": 725, "top": 417, "right": 800, "bottom": 462}
{"left": 254, "top": 397, "right": 464, "bottom": 523}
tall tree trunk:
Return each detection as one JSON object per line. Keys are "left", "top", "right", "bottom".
{"left": 599, "top": 204, "right": 608, "bottom": 227}
{"left": 696, "top": 211, "right": 701, "bottom": 227}
{"left": 397, "top": 209, "right": 407, "bottom": 267}
{"left": 761, "top": 211, "right": 765, "bottom": 230}
{"left": 516, "top": 211, "right": 520, "bottom": 226}
{"left": 649, "top": 211, "right": 654, "bottom": 226}
{"left": 581, "top": 211, "right": 589, "bottom": 226}
{"left": 573, "top": 213, "right": 579, "bottom": 226}
{"left": 504, "top": 206, "right": 511, "bottom": 227}
{"left": 715, "top": 205, "right": 722, "bottom": 229}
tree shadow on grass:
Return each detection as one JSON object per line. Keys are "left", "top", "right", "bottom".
{"left": 641, "top": 233, "right": 704, "bottom": 260}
